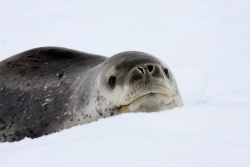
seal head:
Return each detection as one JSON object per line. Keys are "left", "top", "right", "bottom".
{"left": 73, "top": 51, "right": 183, "bottom": 124}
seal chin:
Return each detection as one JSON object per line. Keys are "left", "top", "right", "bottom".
{"left": 118, "top": 93, "right": 183, "bottom": 114}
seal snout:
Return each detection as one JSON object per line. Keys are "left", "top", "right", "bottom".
{"left": 119, "top": 61, "right": 183, "bottom": 113}
{"left": 129, "top": 63, "right": 166, "bottom": 84}
{"left": 137, "top": 64, "right": 153, "bottom": 74}
{"left": 136, "top": 64, "right": 156, "bottom": 75}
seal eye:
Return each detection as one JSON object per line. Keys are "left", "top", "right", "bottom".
{"left": 163, "top": 68, "right": 169, "bottom": 79}
{"left": 109, "top": 76, "right": 116, "bottom": 88}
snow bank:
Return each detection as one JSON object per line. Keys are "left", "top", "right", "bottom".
{"left": 1, "top": 104, "right": 250, "bottom": 167}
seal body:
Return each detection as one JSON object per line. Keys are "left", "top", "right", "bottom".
{"left": 0, "top": 47, "right": 183, "bottom": 142}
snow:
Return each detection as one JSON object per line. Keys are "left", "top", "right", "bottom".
{"left": 0, "top": 0, "right": 250, "bottom": 166}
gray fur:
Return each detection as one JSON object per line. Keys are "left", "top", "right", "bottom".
{"left": 0, "top": 47, "right": 106, "bottom": 142}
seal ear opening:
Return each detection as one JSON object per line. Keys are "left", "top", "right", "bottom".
{"left": 109, "top": 76, "right": 117, "bottom": 88}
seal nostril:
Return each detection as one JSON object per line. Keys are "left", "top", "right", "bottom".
{"left": 148, "top": 65, "right": 153, "bottom": 73}
{"left": 163, "top": 68, "right": 169, "bottom": 79}
{"left": 138, "top": 67, "right": 144, "bottom": 74}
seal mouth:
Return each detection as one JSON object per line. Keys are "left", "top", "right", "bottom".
{"left": 117, "top": 92, "right": 180, "bottom": 114}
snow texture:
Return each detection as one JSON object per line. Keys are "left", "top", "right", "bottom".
{"left": 0, "top": 0, "right": 250, "bottom": 167}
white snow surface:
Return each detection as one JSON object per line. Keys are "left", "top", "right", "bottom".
{"left": 0, "top": 1, "right": 250, "bottom": 166}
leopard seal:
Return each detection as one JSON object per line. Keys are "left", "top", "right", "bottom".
{"left": 0, "top": 47, "right": 183, "bottom": 142}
